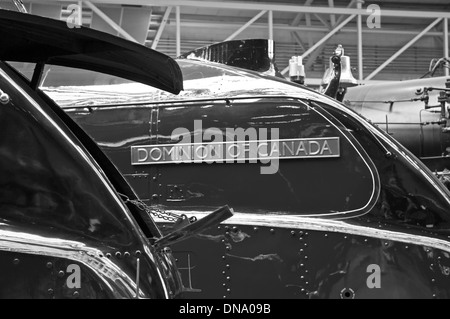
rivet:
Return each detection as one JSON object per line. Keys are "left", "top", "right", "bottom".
{"left": 227, "top": 289, "right": 231, "bottom": 293}
{"left": 433, "top": 294, "right": 437, "bottom": 299}
{"left": 291, "top": 231, "right": 296, "bottom": 236}
{"left": 226, "top": 245, "right": 232, "bottom": 251}
{"left": 438, "top": 256, "right": 442, "bottom": 260}
{"left": 233, "top": 226, "right": 238, "bottom": 230}
{"left": 226, "top": 277, "right": 231, "bottom": 281}
{"left": 299, "top": 231, "right": 304, "bottom": 236}
{"left": 324, "top": 234, "right": 328, "bottom": 238}
{"left": 301, "top": 289, "right": 305, "bottom": 292}
{"left": 299, "top": 237, "right": 304, "bottom": 241}
{"left": 300, "top": 276, "right": 305, "bottom": 279}
{"left": 226, "top": 264, "right": 230, "bottom": 269}
{"left": 222, "top": 256, "right": 226, "bottom": 260}
{"left": 300, "top": 249, "right": 304, "bottom": 253}
{"left": 135, "top": 250, "right": 142, "bottom": 257}
{"left": 73, "top": 291, "right": 79, "bottom": 298}
{"left": 225, "top": 226, "right": 229, "bottom": 230}
{"left": 175, "top": 259, "right": 179, "bottom": 262}
{"left": 344, "top": 236, "right": 348, "bottom": 239}
{"left": 304, "top": 256, "right": 308, "bottom": 260}
{"left": 385, "top": 242, "right": 389, "bottom": 246}
{"left": 115, "top": 252, "right": 122, "bottom": 258}
{"left": 225, "top": 232, "right": 230, "bottom": 236}
{"left": 405, "top": 246, "right": 409, "bottom": 249}
{"left": 223, "top": 296, "right": 227, "bottom": 299}
{"left": 305, "top": 270, "right": 309, "bottom": 274}
{"left": 254, "top": 227, "right": 258, "bottom": 232}
{"left": 300, "top": 264, "right": 304, "bottom": 268}
{"left": 0, "top": 93, "right": 9, "bottom": 105}
{"left": 270, "top": 229, "right": 275, "bottom": 234}
{"left": 305, "top": 282, "right": 309, "bottom": 285}
{"left": 364, "top": 239, "right": 368, "bottom": 243}
{"left": 106, "top": 253, "right": 112, "bottom": 259}
{"left": 218, "top": 226, "right": 221, "bottom": 230}
{"left": 124, "top": 252, "right": 130, "bottom": 258}
{"left": 12, "top": 258, "right": 19, "bottom": 265}
{"left": 222, "top": 271, "right": 226, "bottom": 275}
{"left": 305, "top": 233, "right": 309, "bottom": 236}
{"left": 46, "top": 262, "right": 53, "bottom": 269}
{"left": 58, "top": 271, "right": 65, "bottom": 278}
{"left": 48, "top": 289, "right": 54, "bottom": 296}
{"left": 431, "top": 264, "right": 435, "bottom": 268}
{"left": 432, "top": 279, "right": 436, "bottom": 283}
{"left": 304, "top": 244, "right": 308, "bottom": 247}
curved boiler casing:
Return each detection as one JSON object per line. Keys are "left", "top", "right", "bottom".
{"left": 344, "top": 77, "right": 450, "bottom": 167}
{"left": 52, "top": 59, "right": 450, "bottom": 299}
{"left": 0, "top": 10, "right": 187, "bottom": 299}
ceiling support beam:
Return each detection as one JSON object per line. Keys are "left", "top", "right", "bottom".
{"left": 83, "top": 1, "right": 138, "bottom": 42}
{"left": 357, "top": 0, "right": 364, "bottom": 80}
{"left": 32, "top": 1, "right": 450, "bottom": 20}
{"left": 290, "top": 0, "right": 315, "bottom": 26}
{"left": 225, "top": 10, "right": 267, "bottom": 41}
{"left": 176, "top": 20, "right": 448, "bottom": 37}
{"left": 445, "top": 18, "right": 449, "bottom": 77}
{"left": 282, "top": 14, "right": 356, "bottom": 75}
{"left": 268, "top": 10, "right": 273, "bottom": 40}
{"left": 152, "top": 6, "right": 173, "bottom": 50}
{"left": 77, "top": 1, "right": 82, "bottom": 26}
{"left": 366, "top": 18, "right": 443, "bottom": 80}
{"left": 328, "top": 0, "right": 336, "bottom": 26}
{"left": 176, "top": 6, "right": 181, "bottom": 57}
{"left": 291, "top": 31, "right": 307, "bottom": 52}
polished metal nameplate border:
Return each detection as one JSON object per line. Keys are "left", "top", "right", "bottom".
{"left": 131, "top": 137, "right": 340, "bottom": 165}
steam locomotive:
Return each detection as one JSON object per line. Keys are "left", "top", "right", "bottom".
{"left": 36, "top": 37, "right": 450, "bottom": 299}
{"left": 0, "top": 9, "right": 234, "bottom": 299}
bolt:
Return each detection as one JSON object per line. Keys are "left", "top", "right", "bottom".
{"left": 46, "top": 262, "right": 53, "bottom": 269}
{"left": 58, "top": 271, "right": 65, "bottom": 278}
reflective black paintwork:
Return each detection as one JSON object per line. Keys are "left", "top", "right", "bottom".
{"left": 51, "top": 59, "right": 450, "bottom": 299}
{"left": 0, "top": 60, "right": 184, "bottom": 299}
